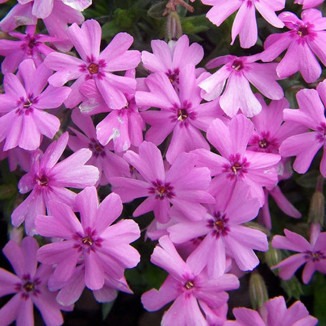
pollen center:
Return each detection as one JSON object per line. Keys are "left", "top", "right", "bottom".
{"left": 178, "top": 109, "right": 188, "bottom": 121}
{"left": 297, "top": 25, "right": 309, "bottom": 37}
{"left": 232, "top": 60, "right": 243, "bottom": 71}
{"left": 82, "top": 236, "right": 93, "bottom": 246}
{"left": 37, "top": 175, "right": 49, "bottom": 187}
{"left": 184, "top": 280, "right": 194, "bottom": 290}
{"left": 88, "top": 63, "right": 99, "bottom": 74}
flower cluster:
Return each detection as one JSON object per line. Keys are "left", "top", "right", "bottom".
{"left": 0, "top": 0, "right": 325, "bottom": 325}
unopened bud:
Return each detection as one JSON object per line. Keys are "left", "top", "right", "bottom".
{"left": 166, "top": 12, "right": 182, "bottom": 41}
{"left": 265, "top": 245, "right": 282, "bottom": 269}
{"left": 249, "top": 272, "right": 268, "bottom": 310}
{"left": 308, "top": 177, "right": 325, "bottom": 226}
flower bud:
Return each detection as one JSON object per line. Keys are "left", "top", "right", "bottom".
{"left": 166, "top": 12, "right": 182, "bottom": 41}
{"left": 249, "top": 272, "right": 268, "bottom": 310}
{"left": 265, "top": 245, "right": 282, "bottom": 269}
{"left": 308, "top": 176, "right": 324, "bottom": 226}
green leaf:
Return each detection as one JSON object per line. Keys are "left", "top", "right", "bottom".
{"left": 313, "top": 273, "right": 326, "bottom": 324}
{"left": 281, "top": 276, "right": 303, "bottom": 300}
{"left": 0, "top": 184, "right": 17, "bottom": 200}
{"left": 180, "top": 15, "right": 212, "bottom": 35}
{"left": 102, "top": 300, "right": 115, "bottom": 320}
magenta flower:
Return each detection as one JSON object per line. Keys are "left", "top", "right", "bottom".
{"left": 168, "top": 183, "right": 268, "bottom": 276}
{"left": 0, "top": 237, "right": 68, "bottom": 326}
{"left": 110, "top": 141, "right": 215, "bottom": 224}
{"left": 141, "top": 236, "right": 239, "bottom": 326}
{"left": 0, "top": 59, "right": 70, "bottom": 151}
{"left": 0, "top": 25, "right": 57, "bottom": 74}
{"left": 69, "top": 109, "right": 131, "bottom": 184}
{"left": 0, "top": 0, "right": 85, "bottom": 52}
{"left": 225, "top": 296, "right": 318, "bottom": 325}
{"left": 141, "top": 34, "right": 204, "bottom": 86}
{"left": 199, "top": 55, "right": 283, "bottom": 117}
{"left": 136, "top": 65, "right": 222, "bottom": 163}
{"left": 201, "top": 0, "right": 285, "bottom": 48}
{"left": 11, "top": 132, "right": 99, "bottom": 235}
{"left": 272, "top": 228, "right": 326, "bottom": 284}
{"left": 45, "top": 19, "right": 140, "bottom": 109}
{"left": 294, "top": 0, "right": 324, "bottom": 9}
{"left": 35, "top": 186, "right": 140, "bottom": 304}
{"left": 195, "top": 114, "right": 281, "bottom": 205}
{"left": 261, "top": 9, "right": 326, "bottom": 83}
{"left": 279, "top": 81, "right": 326, "bottom": 177}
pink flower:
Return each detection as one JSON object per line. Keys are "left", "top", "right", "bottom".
{"left": 0, "top": 59, "right": 70, "bottom": 151}
{"left": 272, "top": 228, "right": 326, "bottom": 284}
{"left": 0, "top": 25, "right": 57, "bottom": 74}
{"left": 225, "top": 296, "right": 318, "bottom": 325}
{"left": 35, "top": 186, "right": 140, "bottom": 304}
{"left": 141, "top": 34, "right": 204, "bottom": 87}
{"left": 195, "top": 114, "right": 281, "bottom": 205}
{"left": 279, "top": 81, "right": 326, "bottom": 177}
{"left": 11, "top": 132, "right": 99, "bottom": 235}
{"left": 199, "top": 55, "right": 283, "bottom": 117}
{"left": 136, "top": 65, "right": 222, "bottom": 163}
{"left": 141, "top": 236, "right": 239, "bottom": 326}
{"left": 69, "top": 109, "right": 131, "bottom": 184}
{"left": 0, "top": 237, "right": 69, "bottom": 326}
{"left": 261, "top": 9, "right": 326, "bottom": 83}
{"left": 45, "top": 19, "right": 140, "bottom": 109}
{"left": 201, "top": 0, "right": 285, "bottom": 48}
{"left": 110, "top": 141, "right": 215, "bottom": 224}
{"left": 168, "top": 183, "right": 268, "bottom": 276}
{"left": 294, "top": 0, "right": 324, "bottom": 9}
{"left": 0, "top": 0, "right": 85, "bottom": 52}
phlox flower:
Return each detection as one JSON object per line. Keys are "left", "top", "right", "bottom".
{"left": 279, "top": 81, "right": 326, "bottom": 177}
{"left": 294, "top": 0, "right": 324, "bottom": 9}
{"left": 136, "top": 65, "right": 222, "bottom": 163}
{"left": 35, "top": 186, "right": 140, "bottom": 305}
{"left": 0, "top": 237, "right": 69, "bottom": 326}
{"left": 0, "top": 59, "right": 70, "bottom": 151}
{"left": 200, "top": 0, "right": 285, "bottom": 48}
{"left": 141, "top": 34, "right": 204, "bottom": 87}
{"left": 272, "top": 227, "right": 326, "bottom": 284}
{"left": 69, "top": 109, "right": 131, "bottom": 185}
{"left": 261, "top": 9, "right": 326, "bottom": 83}
{"left": 11, "top": 132, "right": 99, "bottom": 235}
{"left": 0, "top": 0, "right": 85, "bottom": 52}
{"left": 110, "top": 141, "right": 215, "bottom": 224}
{"left": 44, "top": 19, "right": 140, "bottom": 109}
{"left": 225, "top": 296, "right": 317, "bottom": 326}
{"left": 0, "top": 25, "right": 57, "bottom": 74}
{"left": 247, "top": 94, "right": 303, "bottom": 228}
{"left": 199, "top": 55, "right": 283, "bottom": 117}
{"left": 168, "top": 183, "right": 268, "bottom": 276}
{"left": 195, "top": 114, "right": 281, "bottom": 205}
{"left": 141, "top": 236, "right": 239, "bottom": 326}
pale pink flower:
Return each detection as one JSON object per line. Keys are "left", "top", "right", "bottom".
{"left": 141, "top": 236, "right": 239, "bottom": 326}
{"left": 11, "top": 132, "right": 99, "bottom": 235}
{"left": 168, "top": 183, "right": 268, "bottom": 276}
{"left": 0, "top": 25, "right": 57, "bottom": 74}
{"left": 279, "top": 81, "right": 326, "bottom": 177}
{"left": 225, "top": 296, "right": 318, "bottom": 326}
{"left": 45, "top": 19, "right": 140, "bottom": 109}
{"left": 201, "top": 0, "right": 285, "bottom": 48}
{"left": 0, "top": 59, "right": 70, "bottom": 151}
{"left": 272, "top": 228, "right": 326, "bottom": 284}
{"left": 199, "top": 55, "right": 283, "bottom": 117}
{"left": 35, "top": 186, "right": 140, "bottom": 304}
{"left": 261, "top": 9, "right": 326, "bottom": 83}
{"left": 0, "top": 237, "right": 69, "bottom": 326}
{"left": 294, "top": 0, "right": 324, "bottom": 9}
{"left": 110, "top": 141, "right": 215, "bottom": 224}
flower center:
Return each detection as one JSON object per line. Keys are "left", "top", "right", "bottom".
{"left": 89, "top": 138, "right": 105, "bottom": 158}
{"left": 208, "top": 212, "right": 230, "bottom": 238}
{"left": 316, "top": 122, "right": 326, "bottom": 143}
{"left": 297, "top": 25, "right": 309, "bottom": 37}
{"left": 73, "top": 227, "right": 103, "bottom": 253}
{"left": 82, "top": 235, "right": 93, "bottom": 246}
{"left": 184, "top": 280, "right": 195, "bottom": 290}
{"left": 232, "top": 59, "right": 243, "bottom": 71}
{"left": 88, "top": 63, "right": 99, "bottom": 74}
{"left": 166, "top": 68, "right": 180, "bottom": 84}
{"left": 16, "top": 274, "right": 41, "bottom": 300}
{"left": 16, "top": 95, "right": 37, "bottom": 115}
{"left": 305, "top": 250, "right": 326, "bottom": 262}
{"left": 149, "top": 180, "right": 175, "bottom": 200}
{"left": 223, "top": 153, "right": 249, "bottom": 179}
{"left": 36, "top": 174, "right": 49, "bottom": 187}
{"left": 178, "top": 109, "right": 188, "bottom": 121}
{"left": 23, "top": 281, "right": 34, "bottom": 292}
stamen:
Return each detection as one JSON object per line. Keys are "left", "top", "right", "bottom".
{"left": 88, "top": 63, "right": 99, "bottom": 74}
